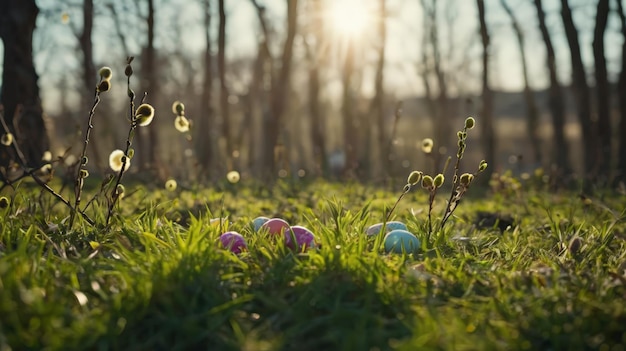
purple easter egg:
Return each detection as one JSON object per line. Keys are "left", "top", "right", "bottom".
{"left": 261, "top": 218, "right": 290, "bottom": 236}
{"left": 219, "top": 231, "right": 247, "bottom": 254}
{"left": 285, "top": 225, "right": 316, "bottom": 251}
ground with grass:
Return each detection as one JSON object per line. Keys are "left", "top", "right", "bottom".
{"left": 0, "top": 178, "right": 625, "bottom": 351}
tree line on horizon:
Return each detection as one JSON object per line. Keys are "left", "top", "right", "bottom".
{"left": 0, "top": 0, "right": 625, "bottom": 191}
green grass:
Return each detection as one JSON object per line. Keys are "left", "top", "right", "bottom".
{"left": 1, "top": 178, "right": 625, "bottom": 350}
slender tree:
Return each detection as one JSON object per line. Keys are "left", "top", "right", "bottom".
{"left": 107, "top": 3, "right": 130, "bottom": 56}
{"left": 218, "top": 0, "right": 232, "bottom": 171}
{"left": 371, "top": 0, "right": 387, "bottom": 178}
{"left": 262, "top": 0, "right": 298, "bottom": 178}
{"left": 533, "top": 0, "right": 571, "bottom": 175}
{"left": 0, "top": 0, "right": 49, "bottom": 167}
{"left": 73, "top": 0, "right": 103, "bottom": 168}
{"left": 476, "top": 0, "right": 495, "bottom": 181}
{"left": 500, "top": 0, "right": 541, "bottom": 165}
{"left": 615, "top": 0, "right": 626, "bottom": 184}
{"left": 341, "top": 39, "right": 357, "bottom": 178}
{"left": 304, "top": 0, "right": 328, "bottom": 177}
{"left": 247, "top": 0, "right": 272, "bottom": 175}
{"left": 430, "top": 2, "right": 450, "bottom": 168}
{"left": 418, "top": 0, "right": 451, "bottom": 173}
{"left": 144, "top": 0, "right": 158, "bottom": 169}
{"left": 592, "top": 0, "right": 611, "bottom": 178}
{"left": 196, "top": 0, "right": 215, "bottom": 176}
{"left": 131, "top": 0, "right": 159, "bottom": 171}
{"left": 561, "top": 0, "right": 595, "bottom": 187}
{"left": 417, "top": 0, "right": 437, "bottom": 174}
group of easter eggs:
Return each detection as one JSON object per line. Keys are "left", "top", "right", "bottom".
{"left": 218, "top": 217, "right": 422, "bottom": 255}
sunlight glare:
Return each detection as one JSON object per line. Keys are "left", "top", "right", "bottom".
{"left": 328, "top": 0, "right": 371, "bottom": 38}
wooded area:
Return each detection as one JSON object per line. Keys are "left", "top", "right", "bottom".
{"left": 0, "top": 0, "right": 625, "bottom": 189}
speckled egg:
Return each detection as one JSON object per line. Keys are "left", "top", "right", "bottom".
{"left": 261, "top": 218, "right": 291, "bottom": 236}
{"left": 365, "top": 221, "right": 408, "bottom": 236}
{"left": 219, "top": 231, "right": 247, "bottom": 254}
{"left": 285, "top": 226, "right": 316, "bottom": 251}
{"left": 251, "top": 216, "right": 270, "bottom": 232}
{"left": 383, "top": 229, "right": 421, "bottom": 254}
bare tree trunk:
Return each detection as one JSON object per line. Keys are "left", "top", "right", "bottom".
{"left": 533, "top": 0, "right": 571, "bottom": 175}
{"left": 476, "top": 0, "right": 495, "bottom": 181}
{"left": 431, "top": 4, "right": 449, "bottom": 169}
{"left": 592, "top": 0, "right": 611, "bottom": 179}
{"left": 107, "top": 3, "right": 130, "bottom": 56}
{"left": 561, "top": 0, "right": 595, "bottom": 188}
{"left": 418, "top": 1, "right": 437, "bottom": 174}
{"left": 245, "top": 45, "right": 265, "bottom": 174}
{"left": 248, "top": 0, "right": 273, "bottom": 176}
{"left": 0, "top": 0, "right": 48, "bottom": 167}
{"left": 616, "top": 0, "right": 626, "bottom": 184}
{"left": 263, "top": 0, "right": 298, "bottom": 178}
{"left": 501, "top": 0, "right": 541, "bottom": 165}
{"left": 196, "top": 0, "right": 214, "bottom": 177}
{"left": 135, "top": 0, "right": 158, "bottom": 171}
{"left": 419, "top": 0, "right": 449, "bottom": 173}
{"left": 146, "top": 0, "right": 158, "bottom": 170}
{"left": 342, "top": 41, "right": 357, "bottom": 178}
{"left": 372, "top": 0, "right": 387, "bottom": 179}
{"left": 304, "top": 1, "right": 328, "bottom": 178}
{"left": 77, "top": 0, "right": 103, "bottom": 169}
{"left": 218, "top": 0, "right": 232, "bottom": 172}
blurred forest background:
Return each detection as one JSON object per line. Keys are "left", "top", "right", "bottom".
{"left": 1, "top": 0, "right": 626, "bottom": 187}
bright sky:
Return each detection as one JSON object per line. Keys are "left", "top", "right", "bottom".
{"left": 209, "top": 0, "right": 611, "bottom": 96}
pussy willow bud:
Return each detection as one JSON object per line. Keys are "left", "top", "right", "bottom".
{"left": 1, "top": 133, "right": 13, "bottom": 146}
{"left": 459, "top": 173, "right": 474, "bottom": 186}
{"left": 99, "top": 66, "right": 112, "bottom": 80}
{"left": 172, "top": 101, "right": 185, "bottom": 115}
{"left": 407, "top": 171, "right": 422, "bottom": 186}
{"left": 433, "top": 174, "right": 445, "bottom": 188}
{"left": 0, "top": 196, "right": 9, "bottom": 209}
{"left": 403, "top": 184, "right": 411, "bottom": 193}
{"left": 479, "top": 160, "right": 488, "bottom": 172}
{"left": 135, "top": 104, "right": 155, "bottom": 127}
{"left": 97, "top": 79, "right": 111, "bottom": 92}
{"left": 422, "top": 175, "right": 434, "bottom": 189}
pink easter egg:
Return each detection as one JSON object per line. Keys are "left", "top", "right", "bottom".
{"left": 219, "top": 231, "right": 247, "bottom": 254}
{"left": 261, "top": 218, "right": 290, "bottom": 236}
{"left": 285, "top": 225, "right": 316, "bottom": 251}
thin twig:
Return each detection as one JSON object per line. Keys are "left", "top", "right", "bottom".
{"left": 0, "top": 111, "right": 94, "bottom": 225}
{"left": 0, "top": 108, "right": 28, "bottom": 165}
{"left": 71, "top": 88, "right": 102, "bottom": 228}
{"left": 439, "top": 127, "right": 468, "bottom": 232}
{"left": 385, "top": 184, "right": 411, "bottom": 223}
{"left": 106, "top": 57, "right": 138, "bottom": 226}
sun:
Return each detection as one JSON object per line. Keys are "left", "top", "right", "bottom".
{"left": 328, "top": 0, "right": 373, "bottom": 39}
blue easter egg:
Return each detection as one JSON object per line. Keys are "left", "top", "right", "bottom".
{"left": 365, "top": 221, "right": 408, "bottom": 236}
{"left": 383, "top": 230, "right": 421, "bottom": 254}
{"left": 252, "top": 216, "right": 270, "bottom": 232}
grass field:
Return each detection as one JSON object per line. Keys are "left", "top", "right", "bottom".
{"left": 0, "top": 177, "right": 625, "bottom": 351}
